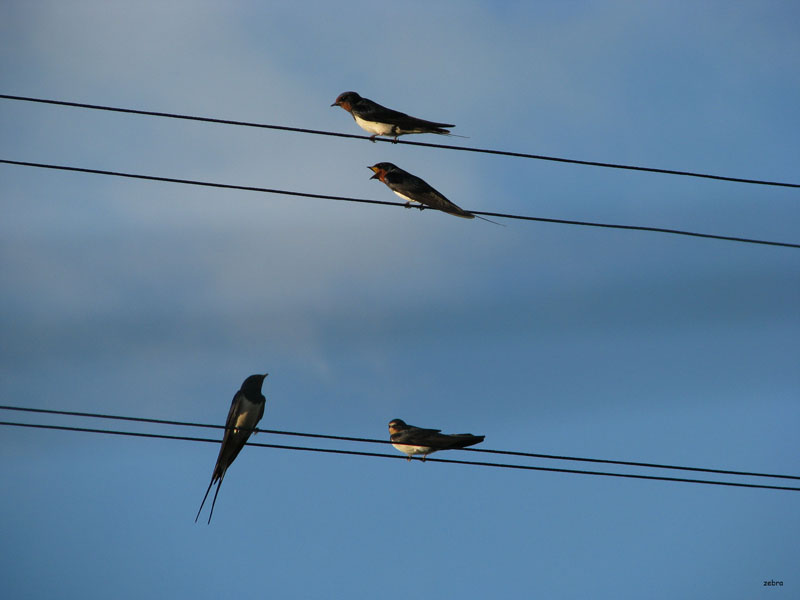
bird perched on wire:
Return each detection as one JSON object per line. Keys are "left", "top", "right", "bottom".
{"left": 195, "top": 373, "right": 268, "bottom": 524}
{"left": 388, "top": 418, "right": 485, "bottom": 461}
{"left": 369, "top": 162, "right": 502, "bottom": 225}
{"left": 368, "top": 161, "right": 473, "bottom": 218}
{"left": 331, "top": 91, "right": 456, "bottom": 142}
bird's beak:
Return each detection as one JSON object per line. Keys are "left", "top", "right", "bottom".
{"left": 368, "top": 166, "right": 379, "bottom": 180}
{"left": 262, "top": 373, "right": 269, "bottom": 379}
{"left": 330, "top": 101, "right": 339, "bottom": 107}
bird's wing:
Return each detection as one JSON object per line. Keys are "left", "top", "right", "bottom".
{"left": 356, "top": 98, "right": 453, "bottom": 130}
{"left": 385, "top": 170, "right": 440, "bottom": 201}
{"left": 385, "top": 171, "right": 473, "bottom": 217}
{"left": 210, "top": 391, "right": 251, "bottom": 480}
{"left": 393, "top": 427, "right": 443, "bottom": 445}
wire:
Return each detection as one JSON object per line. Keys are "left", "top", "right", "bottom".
{"left": 2, "top": 405, "right": 797, "bottom": 481}
{"left": 2, "top": 159, "right": 798, "bottom": 249}
{"left": 2, "top": 420, "right": 798, "bottom": 492}
{"left": 2, "top": 93, "right": 798, "bottom": 189}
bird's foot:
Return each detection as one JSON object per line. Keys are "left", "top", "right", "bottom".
{"left": 369, "top": 135, "right": 377, "bottom": 143}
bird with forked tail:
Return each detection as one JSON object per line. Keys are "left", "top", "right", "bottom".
{"left": 332, "top": 91, "right": 456, "bottom": 143}
{"left": 195, "top": 373, "right": 267, "bottom": 524}
{"left": 388, "top": 418, "right": 485, "bottom": 461}
{"left": 369, "top": 162, "right": 503, "bottom": 225}
{"left": 369, "top": 162, "right": 473, "bottom": 218}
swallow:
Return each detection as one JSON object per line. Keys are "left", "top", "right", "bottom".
{"left": 368, "top": 162, "right": 476, "bottom": 219}
{"left": 331, "top": 91, "right": 455, "bottom": 142}
{"left": 195, "top": 373, "right": 268, "bottom": 524}
{"left": 388, "top": 418, "right": 485, "bottom": 461}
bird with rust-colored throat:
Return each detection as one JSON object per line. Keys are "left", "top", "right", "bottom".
{"left": 369, "top": 162, "right": 503, "bottom": 225}
{"left": 332, "top": 91, "right": 456, "bottom": 142}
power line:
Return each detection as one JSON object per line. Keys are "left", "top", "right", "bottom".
{"left": 2, "top": 405, "right": 797, "bottom": 482}
{"left": 2, "top": 93, "right": 798, "bottom": 189}
{"left": 2, "top": 159, "right": 797, "bottom": 249}
{"left": 2, "top": 420, "right": 798, "bottom": 492}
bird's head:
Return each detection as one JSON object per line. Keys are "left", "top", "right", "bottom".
{"left": 331, "top": 91, "right": 361, "bottom": 112}
{"left": 388, "top": 418, "right": 408, "bottom": 434}
{"left": 368, "top": 162, "right": 397, "bottom": 180}
{"left": 241, "top": 373, "right": 268, "bottom": 397}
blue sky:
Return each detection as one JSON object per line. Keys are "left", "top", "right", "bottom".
{"left": 1, "top": 1, "right": 798, "bottom": 598}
